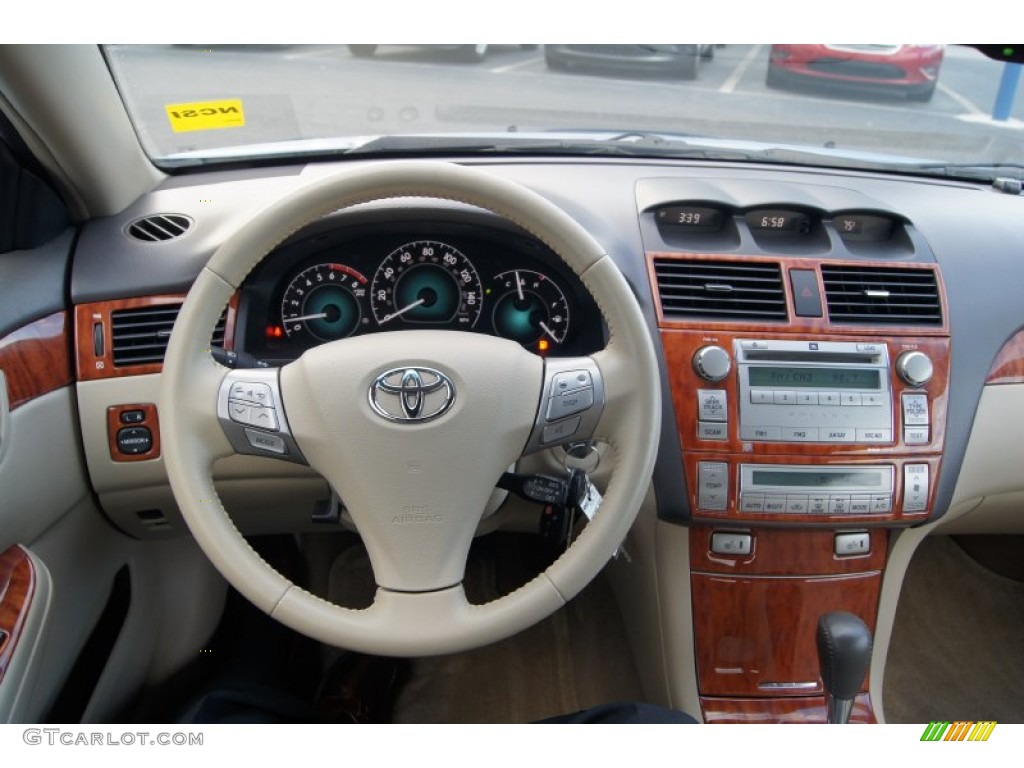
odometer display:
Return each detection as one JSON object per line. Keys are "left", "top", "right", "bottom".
{"left": 371, "top": 240, "right": 483, "bottom": 328}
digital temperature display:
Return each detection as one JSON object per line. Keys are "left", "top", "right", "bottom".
{"left": 749, "top": 366, "right": 880, "bottom": 389}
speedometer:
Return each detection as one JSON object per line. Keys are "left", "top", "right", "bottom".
{"left": 370, "top": 240, "right": 483, "bottom": 328}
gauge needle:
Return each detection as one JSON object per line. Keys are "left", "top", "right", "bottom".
{"left": 515, "top": 270, "right": 525, "bottom": 301}
{"left": 380, "top": 298, "right": 426, "bottom": 324}
{"left": 538, "top": 321, "right": 559, "bottom": 342}
{"left": 285, "top": 312, "right": 329, "bottom": 323}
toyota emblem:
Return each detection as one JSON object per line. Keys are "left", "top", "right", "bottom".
{"left": 369, "top": 367, "right": 455, "bottom": 423}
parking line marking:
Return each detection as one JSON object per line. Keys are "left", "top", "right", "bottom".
{"left": 719, "top": 44, "right": 763, "bottom": 94}
{"left": 491, "top": 56, "right": 542, "bottom": 74}
{"left": 937, "top": 81, "right": 983, "bottom": 115}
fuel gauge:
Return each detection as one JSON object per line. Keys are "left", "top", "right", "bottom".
{"left": 490, "top": 270, "right": 570, "bottom": 348}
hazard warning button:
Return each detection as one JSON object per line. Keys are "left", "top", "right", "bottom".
{"left": 789, "top": 268, "right": 823, "bottom": 317}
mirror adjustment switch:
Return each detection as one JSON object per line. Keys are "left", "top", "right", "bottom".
{"left": 117, "top": 426, "right": 152, "bottom": 455}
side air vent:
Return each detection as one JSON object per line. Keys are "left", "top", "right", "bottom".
{"left": 822, "top": 266, "right": 942, "bottom": 326}
{"left": 653, "top": 258, "right": 788, "bottom": 322}
{"left": 125, "top": 214, "right": 193, "bottom": 243}
{"left": 111, "top": 304, "right": 227, "bottom": 366}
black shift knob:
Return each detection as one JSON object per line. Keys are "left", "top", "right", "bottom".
{"left": 816, "top": 611, "right": 872, "bottom": 700}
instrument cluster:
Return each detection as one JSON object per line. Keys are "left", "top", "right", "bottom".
{"left": 236, "top": 223, "right": 604, "bottom": 362}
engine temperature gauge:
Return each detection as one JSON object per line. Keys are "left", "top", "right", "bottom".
{"left": 490, "top": 270, "right": 570, "bottom": 348}
{"left": 280, "top": 263, "right": 368, "bottom": 342}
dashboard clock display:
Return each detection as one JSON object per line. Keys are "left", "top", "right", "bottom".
{"left": 370, "top": 240, "right": 483, "bottom": 328}
{"left": 746, "top": 209, "right": 813, "bottom": 235}
{"left": 280, "top": 263, "right": 368, "bottom": 341}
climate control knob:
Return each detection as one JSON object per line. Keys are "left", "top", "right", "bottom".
{"left": 693, "top": 345, "right": 732, "bottom": 382}
{"left": 896, "top": 351, "right": 933, "bottom": 388}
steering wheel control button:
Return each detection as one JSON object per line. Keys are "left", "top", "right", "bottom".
{"left": 229, "top": 381, "right": 274, "bottom": 407}
{"left": 697, "top": 461, "right": 729, "bottom": 511}
{"left": 546, "top": 387, "right": 594, "bottom": 421}
{"left": 244, "top": 428, "right": 287, "bottom": 455}
{"left": 228, "top": 401, "right": 252, "bottom": 424}
{"left": 553, "top": 370, "right": 592, "bottom": 392}
{"left": 119, "top": 409, "right": 145, "bottom": 424}
{"left": 542, "top": 416, "right": 581, "bottom": 445}
{"left": 834, "top": 532, "right": 871, "bottom": 557}
{"left": 697, "top": 389, "right": 728, "bottom": 422}
{"left": 710, "top": 532, "right": 752, "bottom": 556}
{"left": 903, "top": 464, "right": 930, "bottom": 512}
{"left": 117, "top": 426, "right": 152, "bottom": 455}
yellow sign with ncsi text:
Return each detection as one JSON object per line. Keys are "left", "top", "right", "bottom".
{"left": 165, "top": 99, "right": 245, "bottom": 133}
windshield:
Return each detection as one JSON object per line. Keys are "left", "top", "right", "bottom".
{"left": 103, "top": 44, "right": 1024, "bottom": 181}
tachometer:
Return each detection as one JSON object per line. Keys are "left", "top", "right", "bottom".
{"left": 370, "top": 240, "right": 483, "bottom": 328}
{"left": 280, "top": 263, "right": 368, "bottom": 342}
{"left": 490, "top": 269, "right": 570, "bottom": 349}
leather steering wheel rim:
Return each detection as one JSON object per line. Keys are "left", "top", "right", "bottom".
{"left": 160, "top": 161, "right": 660, "bottom": 656}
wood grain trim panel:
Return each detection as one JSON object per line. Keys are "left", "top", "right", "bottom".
{"left": 700, "top": 693, "right": 875, "bottom": 724}
{"left": 987, "top": 330, "right": 1024, "bottom": 385}
{"left": 646, "top": 252, "right": 949, "bottom": 335}
{"left": 691, "top": 571, "right": 880, "bottom": 697}
{"left": 75, "top": 295, "right": 185, "bottom": 381}
{"left": 106, "top": 403, "right": 161, "bottom": 462}
{"left": 0, "top": 546, "right": 36, "bottom": 685}
{"left": 690, "top": 527, "right": 888, "bottom": 576}
{"left": 0, "top": 312, "right": 72, "bottom": 410}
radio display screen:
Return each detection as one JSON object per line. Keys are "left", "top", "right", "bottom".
{"left": 751, "top": 470, "right": 883, "bottom": 488}
{"left": 748, "top": 366, "right": 880, "bottom": 389}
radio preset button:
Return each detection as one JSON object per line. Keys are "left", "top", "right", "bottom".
{"left": 904, "top": 426, "right": 930, "bottom": 445}
{"left": 857, "top": 428, "right": 893, "bottom": 443}
{"left": 820, "top": 392, "right": 842, "bottom": 406}
{"left": 782, "top": 427, "right": 818, "bottom": 442}
{"left": 741, "top": 426, "right": 782, "bottom": 442}
{"left": 862, "top": 393, "right": 886, "bottom": 407}
{"left": 841, "top": 393, "right": 863, "bottom": 406}
{"left": 751, "top": 390, "right": 774, "bottom": 404}
{"left": 797, "top": 392, "right": 819, "bottom": 405}
{"left": 698, "top": 421, "right": 728, "bottom": 441}
{"left": 829, "top": 495, "right": 851, "bottom": 515}
{"left": 764, "top": 495, "right": 787, "bottom": 514}
{"left": 774, "top": 390, "right": 797, "bottom": 405}
{"left": 849, "top": 496, "right": 872, "bottom": 514}
{"left": 698, "top": 389, "right": 728, "bottom": 423}
{"left": 740, "top": 494, "right": 765, "bottom": 513}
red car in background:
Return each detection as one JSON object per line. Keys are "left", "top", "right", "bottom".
{"left": 767, "top": 44, "right": 944, "bottom": 102}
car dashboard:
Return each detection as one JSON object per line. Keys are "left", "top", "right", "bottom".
{"left": 5, "top": 153, "right": 1024, "bottom": 724}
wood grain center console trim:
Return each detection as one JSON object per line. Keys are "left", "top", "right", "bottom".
{"left": 0, "top": 546, "right": 36, "bottom": 685}
{"left": 987, "top": 329, "right": 1024, "bottom": 385}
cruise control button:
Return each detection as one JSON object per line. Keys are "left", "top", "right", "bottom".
{"left": 244, "top": 428, "right": 287, "bottom": 455}
{"left": 541, "top": 416, "right": 581, "bottom": 445}
{"left": 117, "top": 426, "right": 152, "bottom": 455}
{"left": 547, "top": 387, "right": 594, "bottom": 421}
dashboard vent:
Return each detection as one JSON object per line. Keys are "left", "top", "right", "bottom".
{"left": 125, "top": 214, "right": 193, "bottom": 243}
{"left": 822, "top": 266, "right": 942, "bottom": 326}
{"left": 111, "top": 304, "right": 227, "bottom": 366}
{"left": 653, "top": 258, "right": 788, "bottom": 322}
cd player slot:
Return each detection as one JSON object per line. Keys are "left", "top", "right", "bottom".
{"left": 742, "top": 350, "right": 879, "bottom": 364}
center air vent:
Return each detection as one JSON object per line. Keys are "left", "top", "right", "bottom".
{"left": 822, "top": 265, "right": 942, "bottom": 326}
{"left": 111, "top": 304, "right": 227, "bottom": 366}
{"left": 125, "top": 214, "right": 193, "bottom": 243}
{"left": 653, "top": 258, "right": 788, "bottom": 322}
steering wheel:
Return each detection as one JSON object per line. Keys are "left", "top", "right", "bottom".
{"left": 160, "top": 161, "right": 660, "bottom": 657}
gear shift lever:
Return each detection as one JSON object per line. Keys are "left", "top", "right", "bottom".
{"left": 816, "top": 611, "right": 872, "bottom": 724}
